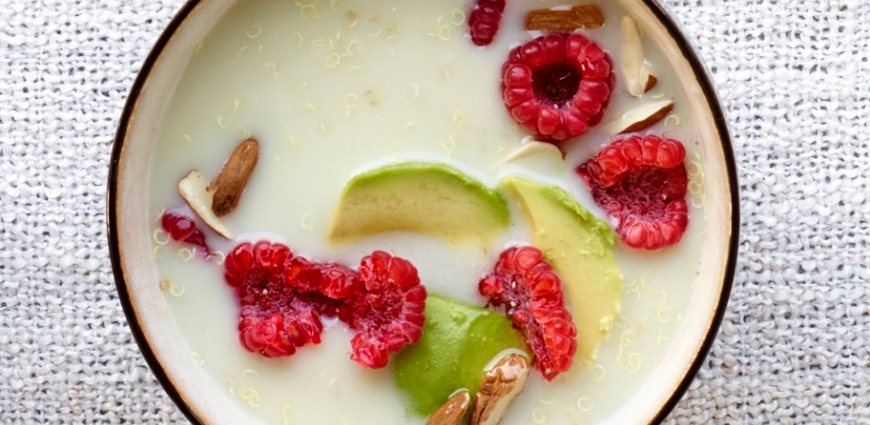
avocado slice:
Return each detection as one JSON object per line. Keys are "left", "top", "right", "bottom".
{"left": 393, "top": 294, "right": 528, "bottom": 416}
{"left": 328, "top": 162, "right": 509, "bottom": 245}
{"left": 500, "top": 176, "right": 623, "bottom": 370}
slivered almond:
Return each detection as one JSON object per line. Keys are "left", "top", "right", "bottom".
{"left": 610, "top": 99, "right": 674, "bottom": 134}
{"left": 525, "top": 5, "right": 603, "bottom": 31}
{"left": 178, "top": 170, "right": 233, "bottom": 239}
{"left": 426, "top": 391, "right": 470, "bottom": 425}
{"left": 621, "top": 16, "right": 656, "bottom": 97}
{"left": 470, "top": 354, "right": 530, "bottom": 425}
{"left": 210, "top": 138, "right": 259, "bottom": 217}
{"left": 497, "top": 140, "right": 564, "bottom": 165}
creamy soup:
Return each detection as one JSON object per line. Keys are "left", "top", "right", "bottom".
{"left": 147, "top": 0, "right": 708, "bottom": 423}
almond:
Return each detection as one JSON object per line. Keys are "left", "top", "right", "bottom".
{"left": 178, "top": 170, "right": 233, "bottom": 239}
{"left": 470, "top": 354, "right": 530, "bottom": 425}
{"left": 621, "top": 16, "right": 656, "bottom": 97}
{"left": 645, "top": 74, "right": 658, "bottom": 93}
{"left": 426, "top": 391, "right": 470, "bottom": 425}
{"left": 211, "top": 138, "right": 259, "bottom": 217}
{"left": 497, "top": 140, "right": 564, "bottom": 165}
{"left": 610, "top": 99, "right": 675, "bottom": 134}
{"left": 525, "top": 5, "right": 603, "bottom": 31}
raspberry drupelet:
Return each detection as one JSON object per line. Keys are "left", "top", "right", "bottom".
{"left": 468, "top": 0, "right": 506, "bottom": 46}
{"left": 479, "top": 246, "right": 577, "bottom": 381}
{"left": 576, "top": 135, "right": 689, "bottom": 250}
{"left": 161, "top": 211, "right": 210, "bottom": 255}
{"left": 501, "top": 34, "right": 614, "bottom": 143}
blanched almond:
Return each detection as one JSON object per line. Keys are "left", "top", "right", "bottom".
{"left": 525, "top": 5, "right": 604, "bottom": 31}
{"left": 470, "top": 354, "right": 530, "bottom": 425}
{"left": 621, "top": 16, "right": 656, "bottom": 97}
{"left": 178, "top": 170, "right": 233, "bottom": 239}
{"left": 497, "top": 140, "right": 564, "bottom": 164}
{"left": 426, "top": 391, "right": 470, "bottom": 425}
{"left": 611, "top": 99, "right": 675, "bottom": 134}
{"left": 211, "top": 138, "right": 259, "bottom": 217}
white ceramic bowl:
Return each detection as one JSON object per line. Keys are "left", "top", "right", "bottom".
{"left": 108, "top": 1, "right": 739, "bottom": 423}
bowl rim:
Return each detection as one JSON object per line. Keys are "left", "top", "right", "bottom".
{"left": 107, "top": 1, "right": 739, "bottom": 423}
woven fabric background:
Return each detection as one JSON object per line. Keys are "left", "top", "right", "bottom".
{"left": 1, "top": 0, "right": 868, "bottom": 423}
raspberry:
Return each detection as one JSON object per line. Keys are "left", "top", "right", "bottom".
{"left": 161, "top": 211, "right": 210, "bottom": 255}
{"left": 347, "top": 251, "right": 427, "bottom": 369}
{"left": 468, "top": 0, "right": 505, "bottom": 46}
{"left": 162, "top": 212, "right": 194, "bottom": 240}
{"left": 501, "top": 34, "right": 614, "bottom": 143}
{"left": 224, "top": 242, "right": 427, "bottom": 368}
{"left": 576, "top": 135, "right": 689, "bottom": 250}
{"left": 479, "top": 246, "right": 577, "bottom": 381}
{"left": 225, "top": 241, "right": 327, "bottom": 357}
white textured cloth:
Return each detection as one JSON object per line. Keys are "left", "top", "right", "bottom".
{"left": 1, "top": 0, "right": 868, "bottom": 423}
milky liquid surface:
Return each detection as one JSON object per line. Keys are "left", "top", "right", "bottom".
{"left": 147, "top": 0, "right": 710, "bottom": 423}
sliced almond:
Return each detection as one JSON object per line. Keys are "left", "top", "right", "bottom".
{"left": 470, "top": 354, "right": 530, "bottom": 425}
{"left": 610, "top": 99, "right": 674, "bottom": 134}
{"left": 525, "top": 5, "right": 603, "bottom": 31}
{"left": 211, "top": 138, "right": 259, "bottom": 217}
{"left": 497, "top": 140, "right": 564, "bottom": 165}
{"left": 621, "top": 16, "right": 656, "bottom": 97}
{"left": 426, "top": 391, "right": 470, "bottom": 425}
{"left": 178, "top": 170, "right": 233, "bottom": 239}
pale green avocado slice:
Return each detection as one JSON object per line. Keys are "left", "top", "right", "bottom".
{"left": 393, "top": 294, "right": 528, "bottom": 416}
{"left": 328, "top": 162, "right": 509, "bottom": 245}
{"left": 500, "top": 176, "right": 623, "bottom": 370}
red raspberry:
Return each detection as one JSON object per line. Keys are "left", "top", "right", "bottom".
{"left": 225, "top": 241, "right": 327, "bottom": 357}
{"left": 224, "top": 243, "right": 427, "bottom": 368}
{"left": 161, "top": 211, "right": 210, "bottom": 255}
{"left": 501, "top": 34, "right": 614, "bottom": 143}
{"left": 161, "top": 212, "right": 194, "bottom": 240}
{"left": 576, "top": 135, "right": 689, "bottom": 250}
{"left": 346, "top": 251, "right": 427, "bottom": 369}
{"left": 479, "top": 246, "right": 577, "bottom": 381}
{"left": 468, "top": 0, "right": 505, "bottom": 46}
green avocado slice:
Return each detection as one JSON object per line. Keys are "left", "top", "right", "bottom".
{"left": 392, "top": 294, "right": 528, "bottom": 416}
{"left": 328, "top": 162, "right": 509, "bottom": 245}
{"left": 500, "top": 176, "right": 623, "bottom": 371}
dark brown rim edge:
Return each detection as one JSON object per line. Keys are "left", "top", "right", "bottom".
{"left": 105, "top": 1, "right": 740, "bottom": 424}
{"left": 644, "top": 0, "right": 739, "bottom": 423}
{"left": 107, "top": 1, "right": 206, "bottom": 424}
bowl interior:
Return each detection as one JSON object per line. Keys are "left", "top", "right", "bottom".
{"left": 109, "top": 0, "right": 737, "bottom": 423}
